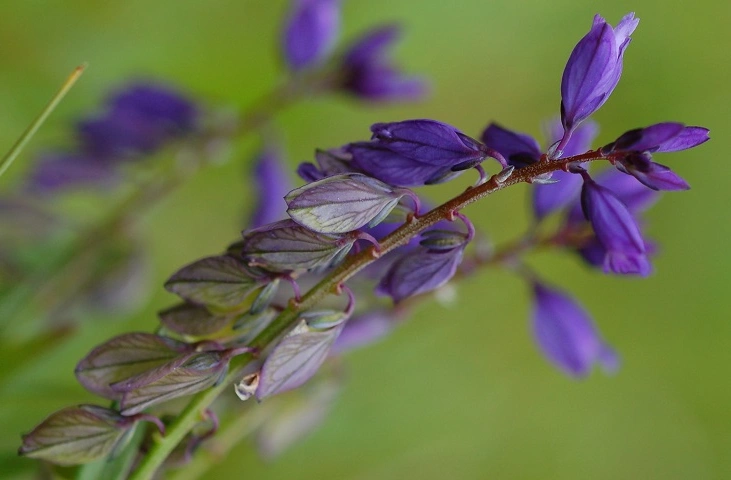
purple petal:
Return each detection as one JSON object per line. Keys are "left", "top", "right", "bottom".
{"left": 581, "top": 176, "right": 650, "bottom": 276}
{"left": 256, "top": 320, "right": 343, "bottom": 399}
{"left": 480, "top": 123, "right": 541, "bottom": 168}
{"left": 18, "top": 405, "right": 132, "bottom": 465}
{"left": 561, "top": 13, "right": 638, "bottom": 133}
{"left": 655, "top": 126, "right": 710, "bottom": 153}
{"left": 532, "top": 282, "right": 618, "bottom": 377}
{"left": 282, "top": 0, "right": 340, "bottom": 71}
{"left": 250, "top": 148, "right": 291, "bottom": 228}
{"left": 377, "top": 246, "right": 464, "bottom": 303}
{"left": 348, "top": 142, "right": 457, "bottom": 187}
{"left": 617, "top": 156, "right": 690, "bottom": 191}
{"left": 612, "top": 122, "right": 685, "bottom": 152}
{"left": 592, "top": 168, "right": 659, "bottom": 213}
{"left": 532, "top": 170, "right": 584, "bottom": 220}
{"left": 286, "top": 173, "right": 406, "bottom": 233}
{"left": 75, "top": 333, "right": 191, "bottom": 399}
{"left": 164, "top": 255, "right": 263, "bottom": 310}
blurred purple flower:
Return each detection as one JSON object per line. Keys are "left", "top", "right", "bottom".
{"left": 282, "top": 0, "right": 340, "bottom": 71}
{"left": 250, "top": 148, "right": 292, "bottom": 228}
{"left": 339, "top": 25, "right": 427, "bottom": 102}
{"left": 331, "top": 310, "right": 396, "bottom": 354}
{"left": 532, "top": 281, "right": 618, "bottom": 377}
{"left": 558, "top": 13, "right": 638, "bottom": 153}
{"left": 480, "top": 123, "right": 542, "bottom": 169}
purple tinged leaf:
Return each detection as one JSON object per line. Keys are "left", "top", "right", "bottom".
{"left": 158, "top": 303, "right": 235, "bottom": 337}
{"left": 480, "top": 123, "right": 541, "bottom": 168}
{"left": 232, "top": 308, "right": 278, "bottom": 342}
{"left": 250, "top": 278, "right": 281, "bottom": 315}
{"left": 560, "top": 13, "right": 638, "bottom": 134}
{"left": 331, "top": 310, "right": 395, "bottom": 354}
{"left": 282, "top": 0, "right": 340, "bottom": 71}
{"left": 18, "top": 405, "right": 132, "bottom": 465}
{"left": 241, "top": 219, "right": 358, "bottom": 272}
{"left": 532, "top": 282, "right": 618, "bottom": 377}
{"left": 75, "top": 333, "right": 191, "bottom": 399}
{"left": 339, "top": 24, "right": 427, "bottom": 102}
{"left": 164, "top": 255, "right": 263, "bottom": 310}
{"left": 286, "top": 173, "right": 407, "bottom": 234}
{"left": 256, "top": 320, "right": 343, "bottom": 400}
{"left": 119, "top": 351, "right": 230, "bottom": 415}
{"left": 581, "top": 175, "right": 650, "bottom": 276}
{"left": 377, "top": 245, "right": 465, "bottom": 303}
{"left": 297, "top": 148, "right": 356, "bottom": 182}
{"left": 250, "top": 148, "right": 291, "bottom": 228}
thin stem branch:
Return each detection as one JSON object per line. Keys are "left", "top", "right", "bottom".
{"left": 0, "top": 64, "right": 86, "bottom": 180}
{"left": 128, "top": 152, "right": 607, "bottom": 480}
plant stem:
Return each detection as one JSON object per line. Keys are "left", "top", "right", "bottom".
{"left": 128, "top": 153, "right": 606, "bottom": 479}
{"left": 0, "top": 64, "right": 86, "bottom": 180}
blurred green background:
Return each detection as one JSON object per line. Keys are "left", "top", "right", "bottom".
{"left": 1, "top": 0, "right": 729, "bottom": 479}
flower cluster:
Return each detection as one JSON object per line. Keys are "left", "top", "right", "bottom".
{"left": 17, "top": 8, "right": 709, "bottom": 478}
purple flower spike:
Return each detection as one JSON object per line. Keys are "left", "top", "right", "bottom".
{"left": 282, "top": 0, "right": 340, "bottom": 71}
{"left": 558, "top": 13, "right": 638, "bottom": 151}
{"left": 250, "top": 148, "right": 291, "bottom": 228}
{"left": 580, "top": 173, "right": 650, "bottom": 276}
{"left": 377, "top": 245, "right": 465, "bottom": 303}
{"left": 532, "top": 282, "right": 618, "bottom": 377}
{"left": 286, "top": 173, "right": 414, "bottom": 234}
{"left": 480, "top": 123, "right": 542, "bottom": 168}
{"left": 339, "top": 25, "right": 427, "bottom": 102}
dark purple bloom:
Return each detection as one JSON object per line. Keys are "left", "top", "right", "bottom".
{"left": 480, "top": 123, "right": 542, "bottom": 168}
{"left": 250, "top": 148, "right": 291, "bottom": 228}
{"left": 532, "top": 120, "right": 599, "bottom": 219}
{"left": 286, "top": 173, "right": 415, "bottom": 234}
{"left": 349, "top": 120, "right": 489, "bottom": 187}
{"left": 339, "top": 25, "right": 427, "bottom": 102}
{"left": 377, "top": 244, "right": 465, "bottom": 303}
{"left": 532, "top": 282, "right": 618, "bottom": 377}
{"left": 282, "top": 0, "right": 340, "bottom": 71}
{"left": 580, "top": 172, "right": 650, "bottom": 275}
{"left": 616, "top": 153, "right": 690, "bottom": 191}
{"left": 558, "top": 13, "right": 638, "bottom": 153}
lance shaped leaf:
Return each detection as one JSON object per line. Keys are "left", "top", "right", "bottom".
{"left": 165, "top": 255, "right": 263, "bottom": 310}
{"left": 286, "top": 173, "right": 407, "bottom": 234}
{"left": 256, "top": 320, "right": 343, "bottom": 400}
{"left": 19, "top": 405, "right": 133, "bottom": 465}
{"left": 241, "top": 219, "right": 357, "bottom": 272}
{"left": 159, "top": 303, "right": 235, "bottom": 337}
{"left": 75, "top": 333, "right": 192, "bottom": 399}
{"left": 119, "top": 351, "right": 230, "bottom": 416}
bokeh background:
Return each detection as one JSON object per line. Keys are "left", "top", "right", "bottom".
{"left": 1, "top": 0, "right": 729, "bottom": 479}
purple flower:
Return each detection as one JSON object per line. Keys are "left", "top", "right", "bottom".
{"left": 296, "top": 147, "right": 356, "bottom": 182}
{"left": 532, "top": 120, "right": 599, "bottom": 219}
{"left": 26, "top": 152, "right": 116, "bottom": 193}
{"left": 282, "top": 0, "right": 340, "bottom": 71}
{"left": 580, "top": 172, "right": 650, "bottom": 276}
{"left": 602, "top": 122, "right": 709, "bottom": 191}
{"left": 532, "top": 281, "right": 618, "bottom": 377}
{"left": 480, "top": 123, "right": 542, "bottom": 168}
{"left": 377, "top": 244, "right": 465, "bottom": 303}
{"left": 331, "top": 310, "right": 396, "bottom": 354}
{"left": 349, "top": 120, "right": 488, "bottom": 187}
{"left": 339, "top": 25, "right": 427, "bottom": 102}
{"left": 558, "top": 13, "right": 638, "bottom": 151}
{"left": 250, "top": 148, "right": 291, "bottom": 228}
